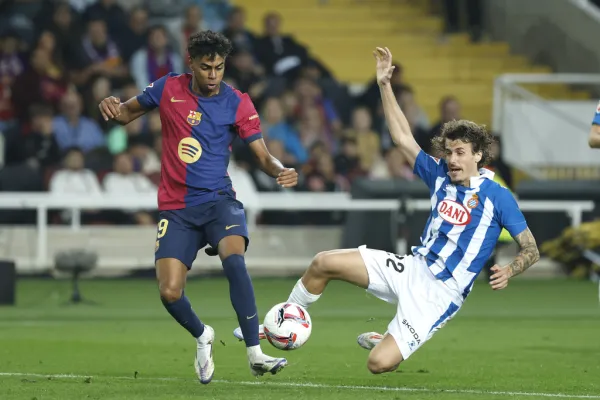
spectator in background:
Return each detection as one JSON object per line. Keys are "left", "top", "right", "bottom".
{"left": 83, "top": 0, "right": 128, "bottom": 39}
{"left": 85, "top": 75, "right": 112, "bottom": 126}
{"left": 147, "top": 110, "right": 162, "bottom": 137}
{"left": 370, "top": 146, "right": 415, "bottom": 181}
{"left": 52, "top": 90, "right": 105, "bottom": 152}
{"left": 294, "top": 77, "right": 342, "bottom": 139}
{"left": 68, "top": 18, "right": 128, "bottom": 89}
{"left": 344, "top": 106, "right": 380, "bottom": 172}
{"left": 420, "top": 95, "right": 461, "bottom": 156}
{"left": 22, "top": 104, "right": 61, "bottom": 170}
{"left": 130, "top": 25, "right": 183, "bottom": 92}
{"left": 42, "top": 2, "right": 81, "bottom": 67}
{"left": 303, "top": 153, "right": 339, "bottom": 193}
{"left": 262, "top": 97, "right": 307, "bottom": 164}
{"left": 11, "top": 48, "right": 69, "bottom": 125}
{"left": 117, "top": 6, "right": 149, "bottom": 63}
{"left": 0, "top": 30, "right": 25, "bottom": 128}
{"left": 255, "top": 12, "right": 309, "bottom": 81}
{"left": 49, "top": 147, "right": 103, "bottom": 222}
{"left": 334, "top": 137, "right": 365, "bottom": 188}
{"left": 223, "top": 6, "right": 256, "bottom": 56}
{"left": 3, "top": 104, "right": 61, "bottom": 169}
{"left": 103, "top": 152, "right": 156, "bottom": 225}
{"left": 487, "top": 134, "right": 513, "bottom": 190}
{"left": 226, "top": 49, "right": 267, "bottom": 103}
{"left": 298, "top": 105, "right": 334, "bottom": 153}
{"left": 128, "top": 134, "right": 161, "bottom": 176}
{"left": 107, "top": 111, "right": 144, "bottom": 154}
{"left": 176, "top": 5, "right": 206, "bottom": 60}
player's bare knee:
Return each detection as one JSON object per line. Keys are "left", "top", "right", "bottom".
{"left": 367, "top": 354, "right": 400, "bottom": 374}
{"left": 309, "top": 251, "right": 336, "bottom": 277}
{"left": 159, "top": 285, "right": 183, "bottom": 303}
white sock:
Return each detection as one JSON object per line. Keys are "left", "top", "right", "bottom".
{"left": 247, "top": 345, "right": 262, "bottom": 361}
{"left": 286, "top": 278, "right": 321, "bottom": 309}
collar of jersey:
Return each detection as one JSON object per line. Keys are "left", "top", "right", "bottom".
{"left": 186, "top": 77, "right": 226, "bottom": 101}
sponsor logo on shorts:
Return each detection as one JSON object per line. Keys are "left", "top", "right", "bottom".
{"left": 402, "top": 319, "right": 421, "bottom": 347}
{"left": 437, "top": 199, "right": 471, "bottom": 225}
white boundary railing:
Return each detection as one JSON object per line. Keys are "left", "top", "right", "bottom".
{"left": 492, "top": 73, "right": 600, "bottom": 134}
{"left": 0, "top": 193, "right": 593, "bottom": 270}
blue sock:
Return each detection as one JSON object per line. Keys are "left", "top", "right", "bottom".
{"left": 161, "top": 292, "right": 205, "bottom": 339}
{"left": 222, "top": 254, "right": 259, "bottom": 347}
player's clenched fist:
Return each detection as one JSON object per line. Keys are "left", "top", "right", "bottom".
{"left": 276, "top": 168, "right": 298, "bottom": 188}
{"left": 98, "top": 96, "right": 122, "bottom": 121}
{"left": 373, "top": 47, "right": 395, "bottom": 86}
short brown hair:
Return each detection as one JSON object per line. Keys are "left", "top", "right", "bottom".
{"left": 431, "top": 120, "right": 495, "bottom": 169}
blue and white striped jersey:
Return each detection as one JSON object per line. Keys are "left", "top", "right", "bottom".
{"left": 592, "top": 101, "right": 600, "bottom": 125}
{"left": 411, "top": 150, "right": 527, "bottom": 299}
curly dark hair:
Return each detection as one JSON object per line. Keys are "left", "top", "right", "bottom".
{"left": 187, "top": 30, "right": 233, "bottom": 60}
{"left": 431, "top": 120, "right": 495, "bottom": 169}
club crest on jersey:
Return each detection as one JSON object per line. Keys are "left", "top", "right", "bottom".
{"left": 187, "top": 110, "right": 202, "bottom": 126}
{"left": 467, "top": 194, "right": 479, "bottom": 209}
{"left": 178, "top": 137, "right": 202, "bottom": 163}
{"left": 437, "top": 199, "right": 471, "bottom": 225}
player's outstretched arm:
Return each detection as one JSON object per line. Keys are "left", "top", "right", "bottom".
{"left": 588, "top": 124, "right": 600, "bottom": 148}
{"left": 98, "top": 96, "right": 147, "bottom": 126}
{"left": 374, "top": 47, "right": 421, "bottom": 168}
{"left": 489, "top": 228, "right": 540, "bottom": 290}
{"left": 248, "top": 138, "right": 298, "bottom": 188}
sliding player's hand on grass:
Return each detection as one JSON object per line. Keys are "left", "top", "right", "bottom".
{"left": 276, "top": 168, "right": 298, "bottom": 188}
{"left": 489, "top": 264, "right": 513, "bottom": 290}
{"left": 373, "top": 47, "right": 395, "bottom": 86}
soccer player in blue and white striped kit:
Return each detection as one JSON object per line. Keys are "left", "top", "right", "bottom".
{"left": 233, "top": 47, "right": 541, "bottom": 374}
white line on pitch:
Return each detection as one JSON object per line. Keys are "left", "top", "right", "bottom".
{"left": 1, "top": 372, "right": 599, "bottom": 399}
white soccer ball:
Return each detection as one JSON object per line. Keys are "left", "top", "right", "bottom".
{"left": 263, "top": 302, "right": 312, "bottom": 350}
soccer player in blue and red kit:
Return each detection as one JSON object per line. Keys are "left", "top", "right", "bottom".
{"left": 98, "top": 31, "right": 297, "bottom": 383}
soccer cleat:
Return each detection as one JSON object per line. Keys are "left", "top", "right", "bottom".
{"left": 357, "top": 332, "right": 384, "bottom": 350}
{"left": 195, "top": 325, "right": 215, "bottom": 384}
{"left": 233, "top": 324, "right": 266, "bottom": 341}
{"left": 249, "top": 353, "right": 288, "bottom": 377}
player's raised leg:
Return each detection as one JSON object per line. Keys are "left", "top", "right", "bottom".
{"left": 233, "top": 248, "right": 370, "bottom": 340}
{"left": 155, "top": 214, "right": 214, "bottom": 384}
{"left": 216, "top": 234, "right": 287, "bottom": 376}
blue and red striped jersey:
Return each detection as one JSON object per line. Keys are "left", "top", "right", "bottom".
{"left": 136, "top": 73, "right": 262, "bottom": 210}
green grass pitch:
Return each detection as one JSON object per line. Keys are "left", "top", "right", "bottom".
{"left": 1, "top": 277, "right": 599, "bottom": 400}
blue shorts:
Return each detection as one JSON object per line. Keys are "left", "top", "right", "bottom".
{"left": 155, "top": 197, "right": 249, "bottom": 269}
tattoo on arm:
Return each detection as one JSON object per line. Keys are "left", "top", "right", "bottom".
{"left": 508, "top": 228, "right": 540, "bottom": 277}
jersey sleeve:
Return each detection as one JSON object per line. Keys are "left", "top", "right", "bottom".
{"left": 136, "top": 73, "right": 174, "bottom": 110}
{"left": 234, "top": 94, "right": 262, "bottom": 144}
{"left": 495, "top": 187, "right": 528, "bottom": 238}
{"left": 413, "top": 149, "right": 448, "bottom": 190}
{"left": 592, "top": 101, "right": 600, "bottom": 125}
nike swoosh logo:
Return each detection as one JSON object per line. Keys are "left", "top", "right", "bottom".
{"left": 247, "top": 313, "right": 256, "bottom": 320}
{"left": 170, "top": 97, "right": 185, "bottom": 103}
{"left": 225, "top": 225, "right": 240, "bottom": 230}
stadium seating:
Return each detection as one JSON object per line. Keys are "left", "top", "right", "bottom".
{"left": 234, "top": 0, "right": 590, "bottom": 127}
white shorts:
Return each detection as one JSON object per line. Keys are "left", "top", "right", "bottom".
{"left": 358, "top": 245, "right": 463, "bottom": 360}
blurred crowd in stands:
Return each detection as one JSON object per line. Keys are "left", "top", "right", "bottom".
{"left": 0, "top": 0, "right": 510, "bottom": 225}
